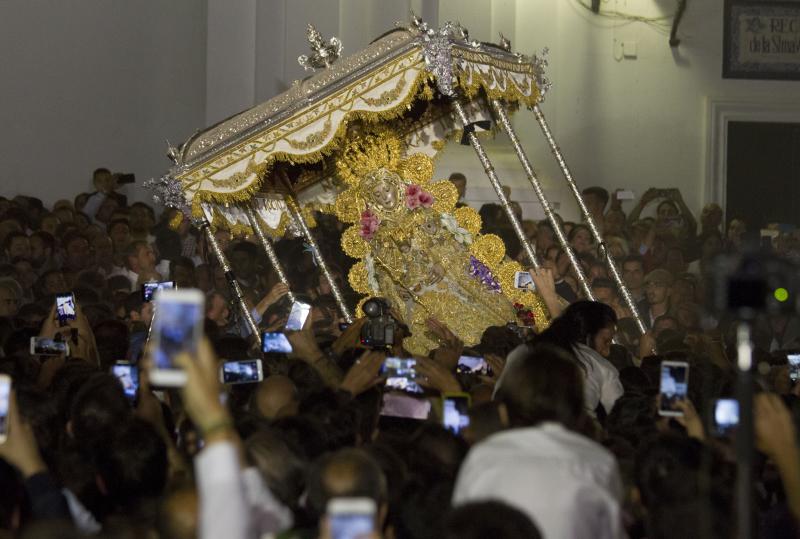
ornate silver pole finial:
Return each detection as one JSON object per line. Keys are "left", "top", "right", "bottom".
{"left": 297, "top": 24, "right": 342, "bottom": 71}
{"left": 499, "top": 32, "right": 512, "bottom": 51}
{"left": 165, "top": 139, "right": 180, "bottom": 164}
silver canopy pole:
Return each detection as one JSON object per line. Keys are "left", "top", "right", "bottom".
{"left": 491, "top": 99, "right": 593, "bottom": 300}
{"left": 245, "top": 205, "right": 297, "bottom": 305}
{"left": 278, "top": 172, "right": 353, "bottom": 323}
{"left": 451, "top": 99, "right": 540, "bottom": 269}
{"left": 197, "top": 219, "right": 261, "bottom": 343}
{"left": 531, "top": 104, "right": 646, "bottom": 335}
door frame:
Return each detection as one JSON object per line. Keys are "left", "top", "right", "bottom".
{"left": 706, "top": 99, "right": 800, "bottom": 222}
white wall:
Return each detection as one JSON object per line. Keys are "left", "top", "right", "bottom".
{"left": 0, "top": 0, "right": 207, "bottom": 206}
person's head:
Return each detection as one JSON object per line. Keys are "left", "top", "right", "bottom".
{"left": 38, "top": 270, "right": 67, "bottom": 298}
{"left": 622, "top": 255, "right": 645, "bottom": 291}
{"left": 63, "top": 233, "right": 92, "bottom": 271}
{"left": 11, "top": 257, "right": 36, "bottom": 291}
{"left": 29, "top": 230, "right": 55, "bottom": 268}
{"left": 0, "top": 278, "right": 22, "bottom": 318}
{"left": 96, "top": 196, "right": 120, "bottom": 225}
{"left": 537, "top": 300, "right": 618, "bottom": 357}
{"left": 656, "top": 199, "right": 679, "bottom": 220}
{"left": 245, "top": 429, "right": 307, "bottom": 510}
{"left": 448, "top": 172, "right": 467, "bottom": 200}
{"left": 108, "top": 219, "right": 131, "bottom": 252}
{"left": 604, "top": 208, "right": 626, "bottom": 236}
{"left": 568, "top": 224, "right": 593, "bottom": 254}
{"left": 494, "top": 343, "right": 584, "bottom": 429}
{"left": 228, "top": 242, "right": 258, "bottom": 279}
{"left": 591, "top": 278, "right": 619, "bottom": 308}
{"left": 252, "top": 375, "right": 299, "bottom": 419}
{"left": 604, "top": 235, "right": 628, "bottom": 260}
{"left": 581, "top": 186, "right": 609, "bottom": 218}
{"left": 205, "top": 291, "right": 230, "bottom": 327}
{"left": 91, "top": 233, "right": 114, "bottom": 267}
{"left": 3, "top": 231, "right": 31, "bottom": 261}
{"left": 129, "top": 202, "right": 156, "bottom": 234}
{"left": 38, "top": 213, "right": 60, "bottom": 236}
{"left": 644, "top": 269, "right": 673, "bottom": 307}
{"left": 169, "top": 257, "right": 197, "bottom": 289}
{"left": 93, "top": 167, "right": 112, "bottom": 190}
{"left": 652, "top": 315, "right": 680, "bottom": 338}
{"left": 68, "top": 373, "right": 132, "bottom": 441}
{"left": 664, "top": 247, "right": 687, "bottom": 276}
{"left": 125, "top": 241, "right": 156, "bottom": 273}
{"left": 124, "top": 291, "right": 154, "bottom": 326}
{"left": 700, "top": 203, "right": 723, "bottom": 232}
{"left": 536, "top": 221, "right": 555, "bottom": 252}
{"left": 444, "top": 501, "right": 542, "bottom": 539}
{"left": 726, "top": 218, "right": 746, "bottom": 248}
{"left": 306, "top": 448, "right": 388, "bottom": 524}
{"left": 156, "top": 486, "right": 198, "bottom": 539}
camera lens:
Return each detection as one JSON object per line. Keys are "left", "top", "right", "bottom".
{"left": 363, "top": 299, "right": 382, "bottom": 317}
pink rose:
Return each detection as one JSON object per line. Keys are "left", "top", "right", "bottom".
{"left": 405, "top": 184, "right": 422, "bottom": 198}
{"left": 418, "top": 191, "right": 434, "bottom": 208}
{"left": 359, "top": 210, "right": 380, "bottom": 240}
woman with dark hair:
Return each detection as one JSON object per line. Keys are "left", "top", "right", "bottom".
{"left": 535, "top": 301, "right": 624, "bottom": 416}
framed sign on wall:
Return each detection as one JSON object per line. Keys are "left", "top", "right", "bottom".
{"left": 723, "top": 0, "right": 800, "bottom": 80}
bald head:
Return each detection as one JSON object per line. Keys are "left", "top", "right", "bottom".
{"left": 307, "top": 448, "right": 387, "bottom": 521}
{"left": 253, "top": 375, "right": 298, "bottom": 419}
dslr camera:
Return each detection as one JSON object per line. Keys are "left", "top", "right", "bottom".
{"left": 360, "top": 298, "right": 395, "bottom": 349}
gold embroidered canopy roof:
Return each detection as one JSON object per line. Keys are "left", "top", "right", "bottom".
{"left": 158, "top": 22, "right": 547, "bottom": 235}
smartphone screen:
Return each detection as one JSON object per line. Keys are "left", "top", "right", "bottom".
{"left": 261, "top": 332, "right": 293, "bottom": 354}
{"left": 380, "top": 393, "right": 432, "bottom": 420}
{"left": 30, "top": 337, "right": 69, "bottom": 356}
{"left": 381, "top": 357, "right": 423, "bottom": 394}
{"left": 789, "top": 354, "right": 800, "bottom": 383}
{"left": 712, "top": 398, "right": 739, "bottom": 436}
{"left": 56, "top": 293, "right": 76, "bottom": 323}
{"left": 659, "top": 361, "right": 689, "bottom": 416}
{"left": 514, "top": 271, "right": 536, "bottom": 291}
{"left": 285, "top": 301, "right": 312, "bottom": 331}
{"left": 221, "top": 359, "right": 263, "bottom": 384}
{"left": 327, "top": 498, "right": 376, "bottom": 539}
{"left": 142, "top": 281, "right": 177, "bottom": 302}
{"left": 111, "top": 363, "right": 139, "bottom": 402}
{"left": 150, "top": 289, "right": 204, "bottom": 386}
{"left": 443, "top": 394, "right": 471, "bottom": 435}
{"left": 0, "top": 375, "right": 10, "bottom": 442}
{"left": 456, "top": 355, "right": 489, "bottom": 375}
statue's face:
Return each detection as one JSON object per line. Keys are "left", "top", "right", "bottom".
{"left": 371, "top": 180, "right": 399, "bottom": 210}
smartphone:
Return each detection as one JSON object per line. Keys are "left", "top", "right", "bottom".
{"left": 616, "top": 190, "right": 635, "bottom": 200}
{"left": 513, "top": 271, "right": 535, "bottom": 291}
{"left": 142, "top": 281, "right": 177, "bottom": 302}
{"left": 442, "top": 393, "right": 471, "bottom": 435}
{"left": 56, "top": 292, "right": 76, "bottom": 324}
{"left": 0, "top": 375, "right": 10, "bottom": 444}
{"left": 381, "top": 357, "right": 423, "bottom": 394}
{"left": 327, "top": 498, "right": 376, "bottom": 539}
{"left": 115, "top": 173, "right": 136, "bottom": 185}
{"left": 711, "top": 398, "right": 739, "bottom": 437}
{"left": 659, "top": 360, "right": 690, "bottom": 417}
{"left": 220, "top": 359, "right": 264, "bottom": 385}
{"left": 380, "top": 393, "right": 432, "bottom": 420}
{"left": 456, "top": 355, "right": 490, "bottom": 375}
{"left": 111, "top": 362, "right": 139, "bottom": 402}
{"left": 149, "top": 289, "right": 205, "bottom": 387}
{"left": 285, "top": 301, "right": 312, "bottom": 331}
{"left": 30, "top": 337, "right": 69, "bottom": 356}
{"left": 262, "top": 332, "right": 293, "bottom": 354}
{"left": 789, "top": 354, "right": 800, "bottom": 383}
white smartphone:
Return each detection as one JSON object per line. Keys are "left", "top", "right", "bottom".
{"left": 381, "top": 357, "right": 423, "bottom": 394}
{"left": 711, "top": 398, "right": 739, "bottom": 437}
{"left": 219, "top": 359, "right": 264, "bottom": 385}
{"left": 442, "top": 393, "right": 471, "bottom": 435}
{"left": 149, "top": 288, "right": 205, "bottom": 387}
{"left": 616, "top": 190, "right": 635, "bottom": 200}
{"left": 0, "top": 375, "right": 10, "bottom": 444}
{"left": 789, "top": 354, "right": 800, "bottom": 383}
{"left": 111, "top": 362, "right": 139, "bottom": 403}
{"left": 380, "top": 392, "right": 432, "bottom": 420}
{"left": 142, "top": 280, "right": 177, "bottom": 302}
{"left": 513, "top": 271, "right": 535, "bottom": 291}
{"left": 285, "top": 301, "right": 312, "bottom": 331}
{"left": 30, "top": 337, "right": 70, "bottom": 356}
{"left": 659, "top": 360, "right": 690, "bottom": 417}
{"left": 56, "top": 292, "right": 77, "bottom": 324}
{"left": 262, "top": 332, "right": 293, "bottom": 354}
{"left": 456, "top": 355, "right": 490, "bottom": 375}
{"left": 327, "top": 497, "right": 376, "bottom": 539}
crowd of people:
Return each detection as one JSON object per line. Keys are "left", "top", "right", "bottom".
{"left": 0, "top": 168, "right": 799, "bottom": 538}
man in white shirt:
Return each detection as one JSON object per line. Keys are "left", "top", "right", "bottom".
{"left": 453, "top": 343, "right": 624, "bottom": 539}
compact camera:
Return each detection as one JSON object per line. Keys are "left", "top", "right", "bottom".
{"left": 360, "top": 298, "right": 395, "bottom": 349}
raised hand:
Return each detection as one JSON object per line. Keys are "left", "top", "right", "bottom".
{"left": 340, "top": 350, "right": 386, "bottom": 396}
{"left": 415, "top": 356, "right": 461, "bottom": 394}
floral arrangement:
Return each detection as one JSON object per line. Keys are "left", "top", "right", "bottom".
{"left": 359, "top": 209, "right": 380, "bottom": 240}
{"left": 469, "top": 256, "right": 502, "bottom": 293}
{"left": 405, "top": 184, "right": 434, "bottom": 210}
{"left": 514, "top": 302, "right": 537, "bottom": 327}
